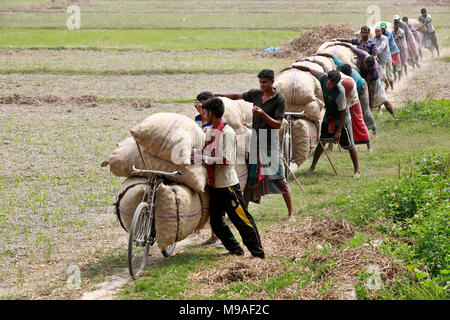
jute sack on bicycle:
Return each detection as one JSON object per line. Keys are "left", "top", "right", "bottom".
{"left": 154, "top": 184, "right": 209, "bottom": 251}
{"left": 130, "top": 113, "right": 205, "bottom": 165}
{"left": 274, "top": 65, "right": 324, "bottom": 121}
{"left": 306, "top": 55, "right": 336, "bottom": 73}
{"left": 115, "top": 177, "right": 150, "bottom": 232}
{"left": 102, "top": 137, "right": 208, "bottom": 192}
{"left": 274, "top": 66, "right": 321, "bottom": 106}
{"left": 115, "top": 177, "right": 210, "bottom": 235}
{"left": 292, "top": 118, "right": 319, "bottom": 167}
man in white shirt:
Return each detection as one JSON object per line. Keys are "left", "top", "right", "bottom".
{"left": 373, "top": 27, "right": 393, "bottom": 91}
{"left": 192, "top": 97, "right": 265, "bottom": 259}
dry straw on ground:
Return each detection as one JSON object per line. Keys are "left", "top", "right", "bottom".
{"left": 261, "top": 23, "right": 356, "bottom": 59}
{"left": 189, "top": 217, "right": 405, "bottom": 300}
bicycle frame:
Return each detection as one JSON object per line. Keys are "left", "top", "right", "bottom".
{"left": 132, "top": 166, "right": 182, "bottom": 243}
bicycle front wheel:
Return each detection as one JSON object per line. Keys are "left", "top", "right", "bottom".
{"left": 282, "top": 129, "right": 291, "bottom": 181}
{"left": 128, "top": 202, "right": 153, "bottom": 280}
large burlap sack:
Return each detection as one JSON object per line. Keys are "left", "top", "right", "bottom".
{"left": 292, "top": 61, "right": 324, "bottom": 73}
{"left": 236, "top": 99, "right": 253, "bottom": 126}
{"left": 154, "top": 184, "right": 203, "bottom": 251}
{"left": 409, "top": 18, "right": 425, "bottom": 46}
{"left": 196, "top": 191, "right": 210, "bottom": 232}
{"left": 115, "top": 177, "right": 149, "bottom": 232}
{"left": 130, "top": 113, "right": 205, "bottom": 165}
{"left": 274, "top": 68, "right": 318, "bottom": 105}
{"left": 292, "top": 119, "right": 319, "bottom": 167}
{"left": 308, "top": 56, "right": 336, "bottom": 73}
{"left": 317, "top": 42, "right": 354, "bottom": 66}
{"left": 286, "top": 99, "right": 324, "bottom": 121}
{"left": 409, "top": 18, "right": 424, "bottom": 32}
{"left": 219, "top": 97, "right": 245, "bottom": 131}
{"left": 103, "top": 137, "right": 208, "bottom": 192}
{"left": 235, "top": 126, "right": 252, "bottom": 156}
{"left": 235, "top": 163, "right": 248, "bottom": 191}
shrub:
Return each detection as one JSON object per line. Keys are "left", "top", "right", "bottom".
{"left": 394, "top": 98, "right": 450, "bottom": 127}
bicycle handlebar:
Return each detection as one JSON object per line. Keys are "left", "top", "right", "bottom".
{"left": 132, "top": 165, "right": 182, "bottom": 176}
{"left": 284, "top": 111, "right": 306, "bottom": 116}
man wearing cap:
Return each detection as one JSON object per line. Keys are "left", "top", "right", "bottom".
{"left": 394, "top": 14, "right": 420, "bottom": 68}
{"left": 380, "top": 22, "right": 401, "bottom": 85}
{"left": 214, "top": 69, "right": 295, "bottom": 222}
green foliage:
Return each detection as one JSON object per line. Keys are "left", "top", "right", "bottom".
{"left": 349, "top": 153, "right": 449, "bottom": 281}
{"left": 394, "top": 98, "right": 450, "bottom": 127}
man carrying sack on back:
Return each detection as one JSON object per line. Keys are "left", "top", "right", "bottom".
{"left": 214, "top": 69, "right": 295, "bottom": 222}
{"left": 191, "top": 97, "right": 265, "bottom": 259}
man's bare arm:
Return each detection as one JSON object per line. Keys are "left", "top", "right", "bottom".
{"left": 214, "top": 93, "right": 243, "bottom": 100}
{"left": 255, "top": 107, "right": 283, "bottom": 129}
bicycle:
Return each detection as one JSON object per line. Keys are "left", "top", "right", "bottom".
{"left": 127, "top": 165, "right": 182, "bottom": 280}
{"left": 280, "top": 111, "right": 305, "bottom": 181}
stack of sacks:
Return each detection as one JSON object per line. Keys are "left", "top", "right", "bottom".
{"left": 105, "top": 113, "right": 210, "bottom": 251}
{"left": 317, "top": 41, "right": 356, "bottom": 67}
{"left": 291, "top": 118, "right": 319, "bottom": 166}
{"left": 275, "top": 64, "right": 324, "bottom": 121}
{"left": 307, "top": 55, "right": 337, "bottom": 73}
{"left": 275, "top": 61, "right": 324, "bottom": 167}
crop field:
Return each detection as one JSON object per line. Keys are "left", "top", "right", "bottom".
{"left": 0, "top": 0, "right": 449, "bottom": 301}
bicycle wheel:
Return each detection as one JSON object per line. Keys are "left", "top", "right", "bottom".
{"left": 128, "top": 202, "right": 152, "bottom": 280}
{"left": 162, "top": 242, "right": 177, "bottom": 257}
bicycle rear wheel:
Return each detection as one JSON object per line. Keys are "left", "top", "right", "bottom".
{"left": 128, "top": 202, "right": 153, "bottom": 280}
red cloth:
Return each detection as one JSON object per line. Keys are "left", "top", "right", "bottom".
{"left": 349, "top": 101, "right": 370, "bottom": 144}
{"left": 203, "top": 118, "right": 226, "bottom": 187}
{"left": 391, "top": 52, "right": 401, "bottom": 66}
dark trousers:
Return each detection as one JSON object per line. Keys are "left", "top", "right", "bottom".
{"left": 209, "top": 184, "right": 265, "bottom": 258}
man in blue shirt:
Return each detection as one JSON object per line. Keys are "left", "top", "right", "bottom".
{"left": 333, "top": 26, "right": 377, "bottom": 56}
{"left": 194, "top": 91, "right": 213, "bottom": 133}
{"left": 316, "top": 52, "right": 377, "bottom": 148}
{"left": 381, "top": 22, "right": 401, "bottom": 83}
{"left": 294, "top": 66, "right": 360, "bottom": 178}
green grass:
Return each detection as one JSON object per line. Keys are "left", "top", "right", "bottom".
{"left": 0, "top": 29, "right": 299, "bottom": 50}
{"left": 0, "top": 49, "right": 293, "bottom": 74}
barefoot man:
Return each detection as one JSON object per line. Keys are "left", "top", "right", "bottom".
{"left": 215, "top": 69, "right": 295, "bottom": 221}
{"left": 294, "top": 67, "right": 360, "bottom": 178}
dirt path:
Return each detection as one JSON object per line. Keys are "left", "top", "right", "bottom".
{"left": 79, "top": 229, "right": 210, "bottom": 300}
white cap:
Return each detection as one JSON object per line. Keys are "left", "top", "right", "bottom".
{"left": 393, "top": 14, "right": 400, "bottom": 20}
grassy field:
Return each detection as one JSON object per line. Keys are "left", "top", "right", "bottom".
{"left": 0, "top": 0, "right": 449, "bottom": 300}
